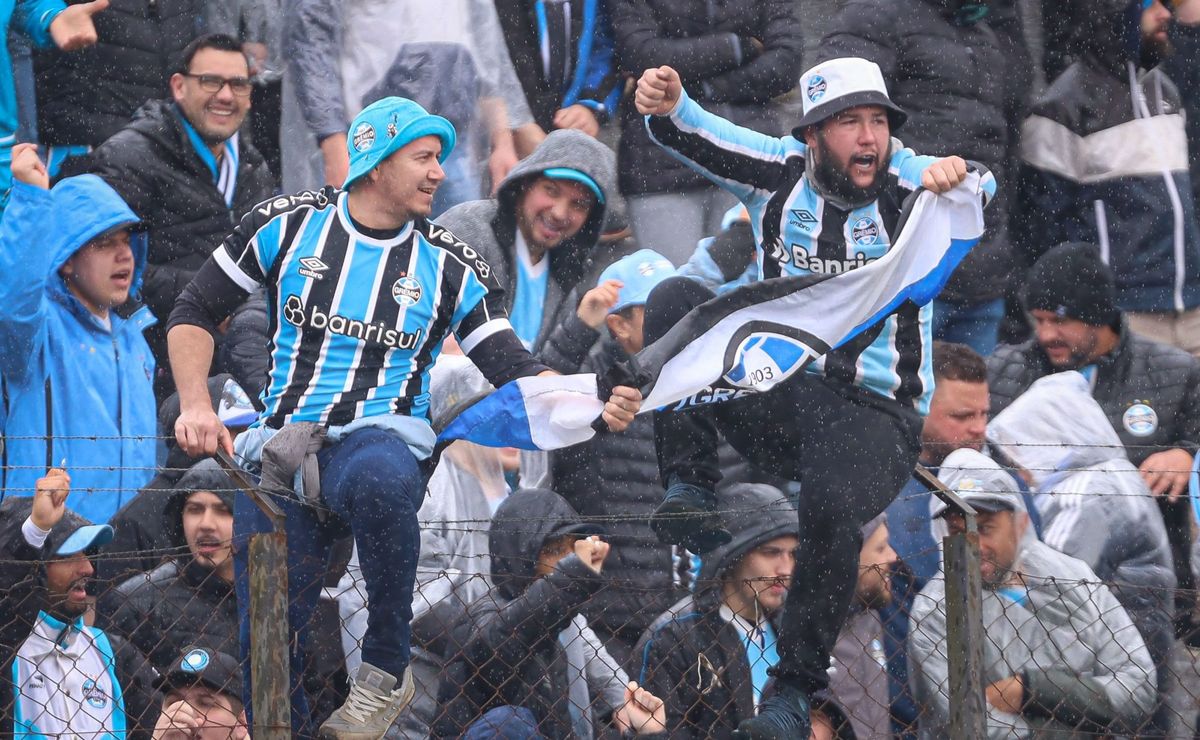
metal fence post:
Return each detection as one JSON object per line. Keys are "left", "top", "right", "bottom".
{"left": 913, "top": 466, "right": 986, "bottom": 738}
{"left": 216, "top": 450, "right": 290, "bottom": 740}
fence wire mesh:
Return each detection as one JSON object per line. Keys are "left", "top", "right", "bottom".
{"left": 2, "top": 446, "right": 1200, "bottom": 739}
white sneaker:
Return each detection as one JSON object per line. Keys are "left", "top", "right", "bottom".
{"left": 318, "top": 663, "right": 414, "bottom": 740}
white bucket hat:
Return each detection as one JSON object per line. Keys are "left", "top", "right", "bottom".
{"left": 795, "top": 57, "right": 907, "bottom": 131}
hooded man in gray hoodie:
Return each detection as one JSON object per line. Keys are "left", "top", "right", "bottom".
{"left": 435, "top": 129, "right": 621, "bottom": 371}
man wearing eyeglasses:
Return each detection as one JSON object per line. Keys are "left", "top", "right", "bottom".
{"left": 77, "top": 32, "right": 275, "bottom": 403}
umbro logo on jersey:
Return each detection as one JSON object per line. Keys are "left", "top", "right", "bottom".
{"left": 789, "top": 209, "right": 817, "bottom": 228}
{"left": 298, "top": 257, "right": 329, "bottom": 280}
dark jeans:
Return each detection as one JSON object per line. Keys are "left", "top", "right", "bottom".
{"left": 234, "top": 427, "right": 425, "bottom": 732}
{"left": 645, "top": 277, "right": 922, "bottom": 694}
{"left": 464, "top": 706, "right": 546, "bottom": 739}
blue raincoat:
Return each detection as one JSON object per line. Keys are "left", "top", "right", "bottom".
{"left": 0, "top": 177, "right": 156, "bottom": 522}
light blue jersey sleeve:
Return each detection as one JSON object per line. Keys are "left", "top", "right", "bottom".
{"left": 644, "top": 88, "right": 802, "bottom": 204}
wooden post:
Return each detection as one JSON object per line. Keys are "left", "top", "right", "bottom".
{"left": 913, "top": 465, "right": 986, "bottom": 738}
{"left": 215, "top": 450, "right": 290, "bottom": 739}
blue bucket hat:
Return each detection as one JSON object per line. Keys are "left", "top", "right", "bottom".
{"left": 343, "top": 97, "right": 457, "bottom": 190}
{"left": 597, "top": 249, "right": 677, "bottom": 314}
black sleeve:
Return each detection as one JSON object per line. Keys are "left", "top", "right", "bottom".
{"left": 463, "top": 329, "right": 550, "bottom": 388}
{"left": 0, "top": 534, "right": 45, "bottom": 656}
{"left": 111, "top": 634, "right": 162, "bottom": 738}
{"left": 536, "top": 286, "right": 601, "bottom": 374}
{"left": 698, "top": 0, "right": 803, "bottom": 104}
{"left": 165, "top": 196, "right": 287, "bottom": 336}
{"left": 167, "top": 259, "right": 254, "bottom": 336}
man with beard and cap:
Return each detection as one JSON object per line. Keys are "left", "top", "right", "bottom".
{"left": 1017, "top": 0, "right": 1200, "bottom": 357}
{"left": 819, "top": 0, "right": 1028, "bottom": 355}
{"left": 633, "top": 56, "right": 992, "bottom": 737}
{"left": 0, "top": 469, "right": 159, "bottom": 737}
{"left": 433, "top": 487, "right": 662, "bottom": 739}
{"left": 167, "top": 96, "right": 642, "bottom": 737}
{"left": 910, "top": 448, "right": 1157, "bottom": 739}
{"left": 0, "top": 143, "right": 156, "bottom": 524}
{"left": 101, "top": 459, "right": 238, "bottom": 669}
{"left": 634, "top": 484, "right": 853, "bottom": 739}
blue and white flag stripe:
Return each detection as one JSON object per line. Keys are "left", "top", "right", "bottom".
{"left": 441, "top": 173, "right": 986, "bottom": 450}
{"left": 438, "top": 372, "right": 605, "bottom": 450}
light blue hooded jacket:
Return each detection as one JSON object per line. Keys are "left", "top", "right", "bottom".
{"left": 0, "top": 177, "right": 156, "bottom": 522}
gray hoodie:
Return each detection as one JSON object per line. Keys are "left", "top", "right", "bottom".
{"left": 435, "top": 129, "right": 618, "bottom": 367}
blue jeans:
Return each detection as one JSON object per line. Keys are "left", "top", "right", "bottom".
{"left": 234, "top": 428, "right": 425, "bottom": 732}
{"left": 932, "top": 298, "right": 1004, "bottom": 356}
{"left": 464, "top": 707, "right": 546, "bottom": 739}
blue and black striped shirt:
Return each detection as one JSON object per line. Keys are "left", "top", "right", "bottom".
{"left": 170, "top": 187, "right": 546, "bottom": 429}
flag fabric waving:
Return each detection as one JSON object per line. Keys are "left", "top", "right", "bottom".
{"left": 440, "top": 173, "right": 987, "bottom": 450}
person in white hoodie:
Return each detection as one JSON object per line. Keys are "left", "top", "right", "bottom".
{"left": 989, "top": 371, "right": 1177, "bottom": 733}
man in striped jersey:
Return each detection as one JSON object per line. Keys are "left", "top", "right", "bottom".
{"left": 165, "top": 96, "right": 642, "bottom": 739}
{"left": 634, "top": 57, "right": 992, "bottom": 738}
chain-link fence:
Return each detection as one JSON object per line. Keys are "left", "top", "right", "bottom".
{"left": 4, "top": 440, "right": 1200, "bottom": 739}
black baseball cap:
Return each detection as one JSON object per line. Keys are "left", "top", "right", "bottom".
{"left": 157, "top": 646, "right": 243, "bottom": 703}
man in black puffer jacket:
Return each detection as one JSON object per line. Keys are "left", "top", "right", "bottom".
{"left": 71, "top": 33, "right": 275, "bottom": 401}
{"left": 610, "top": 0, "right": 802, "bottom": 265}
{"left": 988, "top": 244, "right": 1200, "bottom": 494}
{"left": 988, "top": 243, "right": 1200, "bottom": 635}
{"left": 99, "top": 459, "right": 238, "bottom": 668}
{"left": 818, "top": 0, "right": 1029, "bottom": 355}
{"left": 551, "top": 249, "right": 687, "bottom": 668}
{"left": 34, "top": 0, "right": 205, "bottom": 166}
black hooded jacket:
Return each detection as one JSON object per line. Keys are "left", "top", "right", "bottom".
{"left": 433, "top": 488, "right": 612, "bottom": 738}
{"left": 818, "top": 0, "right": 1024, "bottom": 304}
{"left": 0, "top": 499, "right": 160, "bottom": 737}
{"left": 632, "top": 485, "right": 853, "bottom": 738}
{"left": 33, "top": 0, "right": 205, "bottom": 148}
{"left": 609, "top": 0, "right": 802, "bottom": 196}
{"left": 97, "top": 460, "right": 238, "bottom": 668}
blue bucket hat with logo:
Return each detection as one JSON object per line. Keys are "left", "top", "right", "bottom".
{"left": 343, "top": 97, "right": 457, "bottom": 190}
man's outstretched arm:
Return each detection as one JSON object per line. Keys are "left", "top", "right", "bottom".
{"left": 635, "top": 65, "right": 793, "bottom": 201}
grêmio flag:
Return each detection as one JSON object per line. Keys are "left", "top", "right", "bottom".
{"left": 440, "top": 172, "right": 987, "bottom": 451}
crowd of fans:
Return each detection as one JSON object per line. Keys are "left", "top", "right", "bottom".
{"left": 2, "top": 0, "right": 1200, "bottom": 737}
